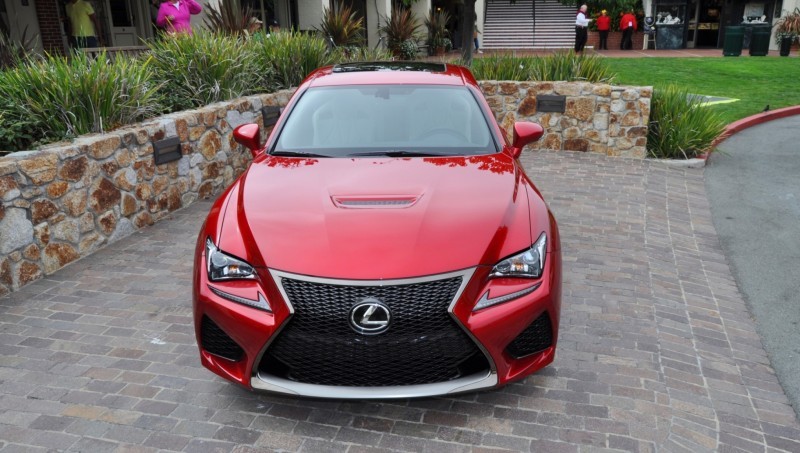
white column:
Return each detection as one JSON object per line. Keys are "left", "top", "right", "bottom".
{"left": 476, "top": 0, "right": 485, "bottom": 41}
{"left": 642, "top": 0, "right": 653, "bottom": 50}
{"left": 411, "top": 0, "right": 431, "bottom": 35}
{"left": 5, "top": 0, "right": 43, "bottom": 51}
{"left": 367, "top": 0, "right": 392, "bottom": 49}
{"left": 296, "top": 0, "right": 328, "bottom": 32}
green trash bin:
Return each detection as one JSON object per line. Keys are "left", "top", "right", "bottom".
{"left": 723, "top": 26, "right": 744, "bottom": 56}
{"left": 749, "top": 25, "right": 770, "bottom": 56}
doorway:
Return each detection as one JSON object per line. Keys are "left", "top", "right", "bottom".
{"left": 105, "top": 0, "right": 152, "bottom": 47}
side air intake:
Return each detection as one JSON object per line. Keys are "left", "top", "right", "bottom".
{"left": 200, "top": 316, "right": 244, "bottom": 362}
{"left": 505, "top": 312, "right": 553, "bottom": 359}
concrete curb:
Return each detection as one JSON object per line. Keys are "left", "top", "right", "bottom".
{"left": 713, "top": 105, "right": 800, "bottom": 148}
{"left": 650, "top": 157, "right": 707, "bottom": 168}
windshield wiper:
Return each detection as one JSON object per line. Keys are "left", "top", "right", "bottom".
{"left": 346, "top": 151, "right": 444, "bottom": 157}
{"left": 270, "top": 151, "right": 330, "bottom": 158}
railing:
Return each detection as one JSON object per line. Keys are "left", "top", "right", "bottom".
{"left": 80, "top": 45, "right": 150, "bottom": 60}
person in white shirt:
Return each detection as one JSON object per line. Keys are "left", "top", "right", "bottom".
{"left": 574, "top": 4, "right": 592, "bottom": 53}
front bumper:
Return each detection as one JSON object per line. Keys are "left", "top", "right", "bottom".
{"left": 193, "top": 255, "right": 561, "bottom": 399}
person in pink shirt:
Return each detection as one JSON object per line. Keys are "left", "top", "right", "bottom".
{"left": 156, "top": 0, "right": 202, "bottom": 35}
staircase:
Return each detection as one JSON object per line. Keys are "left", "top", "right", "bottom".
{"left": 482, "top": 0, "right": 579, "bottom": 50}
{"left": 482, "top": 0, "right": 534, "bottom": 49}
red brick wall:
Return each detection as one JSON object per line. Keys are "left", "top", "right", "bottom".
{"left": 35, "top": 0, "right": 66, "bottom": 54}
{"left": 587, "top": 31, "right": 646, "bottom": 50}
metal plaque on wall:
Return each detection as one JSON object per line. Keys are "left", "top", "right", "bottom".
{"left": 153, "top": 137, "right": 182, "bottom": 165}
{"left": 261, "top": 106, "right": 281, "bottom": 127}
{"left": 536, "top": 95, "right": 566, "bottom": 113}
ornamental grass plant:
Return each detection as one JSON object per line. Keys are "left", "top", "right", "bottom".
{"left": 381, "top": 7, "right": 421, "bottom": 57}
{"left": 334, "top": 45, "right": 393, "bottom": 63}
{"left": 146, "top": 31, "right": 267, "bottom": 112}
{"left": 253, "top": 31, "right": 335, "bottom": 89}
{"left": 203, "top": 0, "right": 256, "bottom": 35}
{"left": 317, "top": 0, "right": 365, "bottom": 47}
{"left": 647, "top": 84, "right": 727, "bottom": 159}
{"left": 0, "top": 51, "right": 163, "bottom": 151}
{"left": 468, "top": 51, "right": 614, "bottom": 83}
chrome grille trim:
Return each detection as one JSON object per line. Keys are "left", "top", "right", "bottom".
{"left": 252, "top": 370, "right": 497, "bottom": 399}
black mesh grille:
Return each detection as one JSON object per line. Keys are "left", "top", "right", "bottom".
{"left": 260, "top": 276, "right": 490, "bottom": 386}
{"left": 201, "top": 316, "right": 244, "bottom": 362}
{"left": 506, "top": 312, "right": 553, "bottom": 359}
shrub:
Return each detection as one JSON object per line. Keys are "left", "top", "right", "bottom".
{"left": 425, "top": 10, "right": 451, "bottom": 50}
{"left": 398, "top": 39, "right": 418, "bottom": 60}
{"left": 468, "top": 51, "right": 614, "bottom": 82}
{"left": 318, "top": 1, "right": 365, "bottom": 47}
{"left": 334, "top": 46, "right": 393, "bottom": 63}
{"left": 203, "top": 0, "right": 257, "bottom": 35}
{"left": 0, "top": 51, "right": 162, "bottom": 151}
{"left": 774, "top": 7, "right": 800, "bottom": 42}
{"left": 468, "top": 53, "right": 532, "bottom": 80}
{"left": 530, "top": 51, "right": 615, "bottom": 83}
{"left": 0, "top": 101, "right": 38, "bottom": 153}
{"left": 1, "top": 27, "right": 36, "bottom": 71}
{"left": 147, "top": 31, "right": 266, "bottom": 111}
{"left": 647, "top": 84, "right": 727, "bottom": 159}
{"left": 253, "top": 31, "right": 335, "bottom": 89}
{"left": 381, "top": 7, "right": 421, "bottom": 56}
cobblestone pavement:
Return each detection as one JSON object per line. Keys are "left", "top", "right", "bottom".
{"left": 1, "top": 152, "right": 799, "bottom": 452}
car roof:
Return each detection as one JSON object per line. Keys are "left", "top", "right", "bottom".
{"left": 304, "top": 62, "right": 471, "bottom": 88}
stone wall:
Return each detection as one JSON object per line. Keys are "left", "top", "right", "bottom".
{"left": 0, "top": 90, "right": 293, "bottom": 296}
{"left": 0, "top": 82, "right": 650, "bottom": 295}
{"left": 480, "top": 81, "right": 651, "bottom": 158}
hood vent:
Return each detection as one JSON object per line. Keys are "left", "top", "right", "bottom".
{"left": 331, "top": 195, "right": 421, "bottom": 209}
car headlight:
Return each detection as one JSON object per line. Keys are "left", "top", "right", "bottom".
{"left": 490, "top": 232, "right": 547, "bottom": 279}
{"left": 206, "top": 238, "right": 257, "bottom": 281}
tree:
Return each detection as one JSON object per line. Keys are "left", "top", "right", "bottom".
{"left": 460, "top": 0, "right": 476, "bottom": 65}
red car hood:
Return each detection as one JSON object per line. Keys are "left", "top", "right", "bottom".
{"left": 228, "top": 154, "right": 533, "bottom": 280}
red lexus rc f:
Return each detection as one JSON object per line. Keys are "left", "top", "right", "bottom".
{"left": 193, "top": 62, "right": 562, "bottom": 399}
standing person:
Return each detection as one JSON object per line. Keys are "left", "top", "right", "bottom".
{"left": 473, "top": 23, "right": 482, "bottom": 54}
{"left": 65, "top": 0, "right": 103, "bottom": 48}
{"left": 620, "top": 10, "right": 637, "bottom": 50}
{"left": 157, "top": 0, "right": 202, "bottom": 35}
{"left": 596, "top": 9, "right": 610, "bottom": 50}
{"left": 574, "top": 4, "right": 591, "bottom": 53}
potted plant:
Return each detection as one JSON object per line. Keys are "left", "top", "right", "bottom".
{"left": 773, "top": 8, "right": 800, "bottom": 56}
{"left": 425, "top": 10, "right": 451, "bottom": 56}
{"left": 317, "top": 0, "right": 365, "bottom": 48}
{"left": 381, "top": 7, "right": 421, "bottom": 59}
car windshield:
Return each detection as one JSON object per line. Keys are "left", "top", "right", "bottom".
{"left": 273, "top": 85, "right": 497, "bottom": 157}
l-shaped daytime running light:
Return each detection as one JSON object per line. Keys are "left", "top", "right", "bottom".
{"left": 208, "top": 285, "right": 271, "bottom": 312}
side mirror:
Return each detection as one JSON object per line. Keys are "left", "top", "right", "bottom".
{"left": 233, "top": 123, "right": 262, "bottom": 158}
{"left": 510, "top": 122, "right": 544, "bottom": 158}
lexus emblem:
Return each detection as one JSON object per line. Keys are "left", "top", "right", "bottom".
{"left": 349, "top": 298, "right": 391, "bottom": 335}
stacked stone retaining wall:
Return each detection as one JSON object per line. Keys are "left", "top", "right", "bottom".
{"left": 481, "top": 81, "right": 651, "bottom": 158}
{"left": 0, "top": 90, "right": 293, "bottom": 295}
{"left": 0, "top": 82, "right": 650, "bottom": 295}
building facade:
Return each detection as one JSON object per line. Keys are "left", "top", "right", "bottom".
{"left": 1, "top": 0, "right": 797, "bottom": 55}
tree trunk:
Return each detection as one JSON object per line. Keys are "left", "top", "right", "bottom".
{"left": 460, "top": 0, "right": 476, "bottom": 65}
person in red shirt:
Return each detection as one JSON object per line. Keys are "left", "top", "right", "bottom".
{"left": 596, "top": 9, "right": 611, "bottom": 50}
{"left": 620, "top": 10, "right": 638, "bottom": 50}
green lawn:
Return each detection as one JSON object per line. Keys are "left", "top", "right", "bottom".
{"left": 604, "top": 58, "right": 800, "bottom": 123}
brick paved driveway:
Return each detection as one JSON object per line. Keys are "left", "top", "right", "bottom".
{"left": 1, "top": 152, "right": 799, "bottom": 452}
